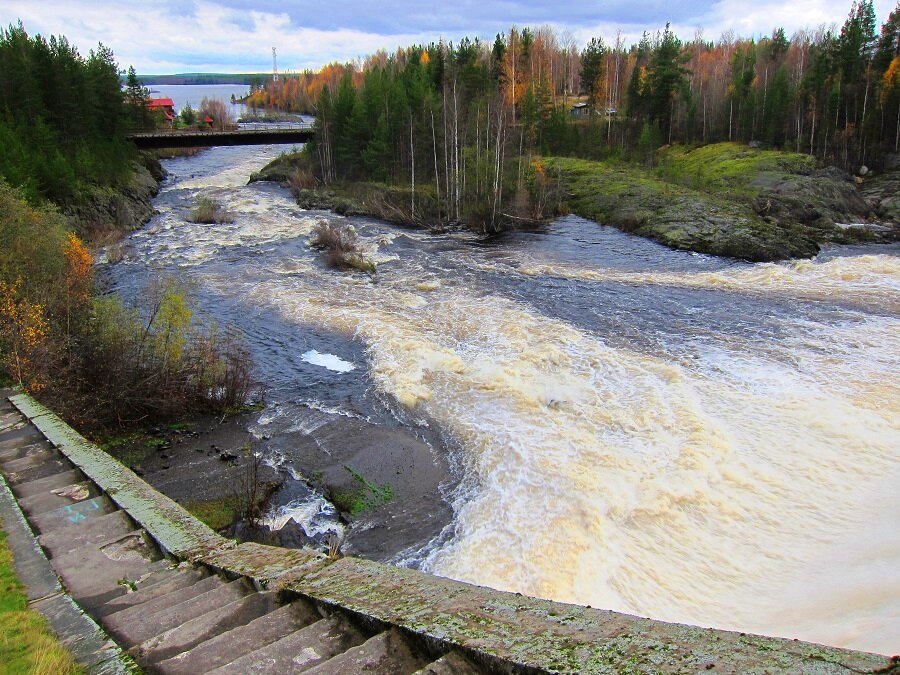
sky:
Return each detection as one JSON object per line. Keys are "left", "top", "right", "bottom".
{"left": 1, "top": 0, "right": 896, "bottom": 74}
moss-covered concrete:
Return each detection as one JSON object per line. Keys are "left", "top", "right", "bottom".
{"left": 9, "top": 392, "right": 898, "bottom": 674}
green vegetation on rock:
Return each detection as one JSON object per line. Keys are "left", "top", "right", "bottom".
{"left": 331, "top": 466, "right": 394, "bottom": 516}
{"left": 544, "top": 154, "right": 820, "bottom": 261}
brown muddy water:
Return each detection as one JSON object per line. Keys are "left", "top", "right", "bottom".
{"left": 103, "top": 141, "right": 899, "bottom": 655}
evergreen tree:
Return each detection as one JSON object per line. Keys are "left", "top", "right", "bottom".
{"left": 580, "top": 37, "right": 605, "bottom": 102}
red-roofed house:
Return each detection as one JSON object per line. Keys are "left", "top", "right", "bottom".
{"left": 146, "top": 97, "right": 175, "bottom": 116}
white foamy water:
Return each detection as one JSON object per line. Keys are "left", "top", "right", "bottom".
{"left": 301, "top": 350, "right": 355, "bottom": 372}
{"left": 111, "top": 144, "right": 900, "bottom": 655}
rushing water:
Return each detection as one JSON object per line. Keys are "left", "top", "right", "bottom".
{"left": 105, "top": 142, "right": 899, "bottom": 655}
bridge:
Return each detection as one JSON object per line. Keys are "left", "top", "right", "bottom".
{"left": 128, "top": 125, "right": 315, "bottom": 149}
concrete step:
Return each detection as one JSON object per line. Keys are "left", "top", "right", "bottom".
{"left": 101, "top": 572, "right": 224, "bottom": 625}
{"left": 3, "top": 454, "right": 71, "bottom": 484}
{"left": 51, "top": 529, "right": 166, "bottom": 612}
{"left": 98, "top": 565, "right": 209, "bottom": 618}
{"left": 12, "top": 468, "right": 86, "bottom": 498}
{"left": 204, "top": 614, "right": 367, "bottom": 675}
{"left": 0, "top": 448, "right": 62, "bottom": 474}
{"left": 18, "top": 481, "right": 100, "bottom": 516}
{"left": 104, "top": 578, "right": 250, "bottom": 646}
{"left": 156, "top": 600, "right": 321, "bottom": 675}
{"left": 0, "top": 440, "right": 51, "bottom": 463}
{"left": 414, "top": 652, "right": 484, "bottom": 674}
{"left": 30, "top": 495, "right": 117, "bottom": 534}
{"left": 133, "top": 591, "right": 279, "bottom": 666}
{"left": 304, "top": 629, "right": 429, "bottom": 675}
{"left": 39, "top": 510, "right": 137, "bottom": 558}
{"left": 0, "top": 424, "right": 45, "bottom": 450}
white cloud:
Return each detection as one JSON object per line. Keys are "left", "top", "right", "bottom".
{"left": 1, "top": 0, "right": 896, "bottom": 73}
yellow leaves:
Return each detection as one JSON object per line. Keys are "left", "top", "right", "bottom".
{"left": 0, "top": 279, "right": 50, "bottom": 389}
{"left": 883, "top": 56, "right": 900, "bottom": 95}
{"left": 420, "top": 51, "right": 431, "bottom": 66}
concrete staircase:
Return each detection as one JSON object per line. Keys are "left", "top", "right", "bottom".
{"left": 2, "top": 390, "right": 896, "bottom": 675}
{"left": 0, "top": 392, "right": 479, "bottom": 674}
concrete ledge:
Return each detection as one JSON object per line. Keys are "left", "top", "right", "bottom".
{"left": 11, "top": 394, "right": 231, "bottom": 561}
{"left": 0, "top": 474, "right": 137, "bottom": 674}
{"left": 10, "top": 393, "right": 898, "bottom": 674}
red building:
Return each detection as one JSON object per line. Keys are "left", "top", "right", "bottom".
{"left": 146, "top": 97, "right": 175, "bottom": 122}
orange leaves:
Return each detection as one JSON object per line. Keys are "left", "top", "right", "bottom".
{"left": 63, "top": 232, "right": 93, "bottom": 308}
{"left": 0, "top": 279, "right": 50, "bottom": 390}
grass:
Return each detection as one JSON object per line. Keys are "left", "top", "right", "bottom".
{"left": 331, "top": 465, "right": 394, "bottom": 516}
{"left": 0, "top": 522, "right": 81, "bottom": 675}
{"left": 308, "top": 221, "right": 376, "bottom": 273}
{"left": 183, "top": 496, "right": 240, "bottom": 531}
{"left": 189, "top": 197, "right": 234, "bottom": 224}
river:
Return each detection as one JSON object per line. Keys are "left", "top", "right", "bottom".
{"left": 104, "top": 140, "right": 899, "bottom": 655}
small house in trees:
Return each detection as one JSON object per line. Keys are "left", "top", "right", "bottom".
{"left": 146, "top": 97, "right": 175, "bottom": 127}
{"left": 570, "top": 102, "right": 592, "bottom": 118}
{"left": 146, "top": 97, "right": 175, "bottom": 117}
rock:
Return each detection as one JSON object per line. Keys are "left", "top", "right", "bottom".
{"left": 859, "top": 165, "right": 869, "bottom": 176}
{"left": 748, "top": 140, "right": 762, "bottom": 148}
{"left": 219, "top": 451, "right": 239, "bottom": 462}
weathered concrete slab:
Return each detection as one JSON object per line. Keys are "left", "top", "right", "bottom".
{"left": 288, "top": 556, "right": 897, "bottom": 675}
{"left": 8, "top": 392, "right": 897, "bottom": 675}
{"left": 2, "top": 448, "right": 59, "bottom": 472}
{"left": 31, "top": 593, "right": 137, "bottom": 674}
{"left": 0, "top": 465, "right": 136, "bottom": 674}
{"left": 4, "top": 456, "right": 71, "bottom": 484}
{"left": 19, "top": 481, "right": 100, "bottom": 517}
{"left": 104, "top": 578, "right": 250, "bottom": 646}
{"left": 157, "top": 600, "right": 322, "bottom": 674}
{"left": 51, "top": 530, "right": 165, "bottom": 609}
{"left": 99, "top": 566, "right": 208, "bottom": 617}
{"left": 39, "top": 510, "right": 137, "bottom": 559}
{"left": 31, "top": 495, "right": 117, "bottom": 534}
{"left": 303, "top": 629, "right": 429, "bottom": 675}
{"left": 102, "top": 572, "right": 223, "bottom": 625}
{"left": 134, "top": 591, "right": 278, "bottom": 665}
{"left": 13, "top": 468, "right": 86, "bottom": 498}
{"left": 0, "top": 424, "right": 45, "bottom": 450}
{"left": 11, "top": 394, "right": 230, "bottom": 561}
{"left": 414, "top": 652, "right": 483, "bottom": 674}
{"left": 204, "top": 615, "right": 367, "bottom": 675}
{"left": 203, "top": 541, "right": 331, "bottom": 588}
{"left": 0, "top": 440, "right": 51, "bottom": 463}
{"left": 0, "top": 474, "right": 61, "bottom": 601}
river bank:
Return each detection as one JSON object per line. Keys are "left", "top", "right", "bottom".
{"left": 253, "top": 143, "right": 900, "bottom": 260}
{"left": 101, "top": 137, "right": 900, "bottom": 654}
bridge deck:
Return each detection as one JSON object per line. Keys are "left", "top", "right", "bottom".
{"left": 128, "top": 127, "right": 314, "bottom": 149}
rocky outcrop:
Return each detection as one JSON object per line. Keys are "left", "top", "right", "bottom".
{"left": 65, "top": 155, "right": 166, "bottom": 237}
{"left": 545, "top": 156, "right": 820, "bottom": 261}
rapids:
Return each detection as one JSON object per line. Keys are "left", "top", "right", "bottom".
{"left": 104, "top": 142, "right": 899, "bottom": 655}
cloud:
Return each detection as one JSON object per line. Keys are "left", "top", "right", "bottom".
{"left": 1, "top": 0, "right": 895, "bottom": 73}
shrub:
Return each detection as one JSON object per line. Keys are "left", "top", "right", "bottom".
{"left": 308, "top": 221, "right": 375, "bottom": 273}
{"left": 190, "top": 197, "right": 234, "bottom": 224}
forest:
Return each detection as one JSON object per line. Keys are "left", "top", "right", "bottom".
{"left": 0, "top": 24, "right": 251, "bottom": 429}
{"left": 246, "top": 1, "right": 900, "bottom": 229}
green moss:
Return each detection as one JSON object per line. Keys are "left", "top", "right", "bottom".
{"left": 98, "top": 431, "right": 160, "bottom": 468}
{"left": 655, "top": 142, "right": 817, "bottom": 197}
{"left": 183, "top": 496, "right": 240, "bottom": 531}
{"left": 543, "top": 155, "right": 819, "bottom": 261}
{"left": 331, "top": 466, "right": 394, "bottom": 516}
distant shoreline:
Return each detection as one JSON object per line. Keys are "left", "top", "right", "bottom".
{"left": 136, "top": 73, "right": 269, "bottom": 86}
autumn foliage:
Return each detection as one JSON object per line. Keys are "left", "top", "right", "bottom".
{"left": 0, "top": 180, "right": 253, "bottom": 429}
